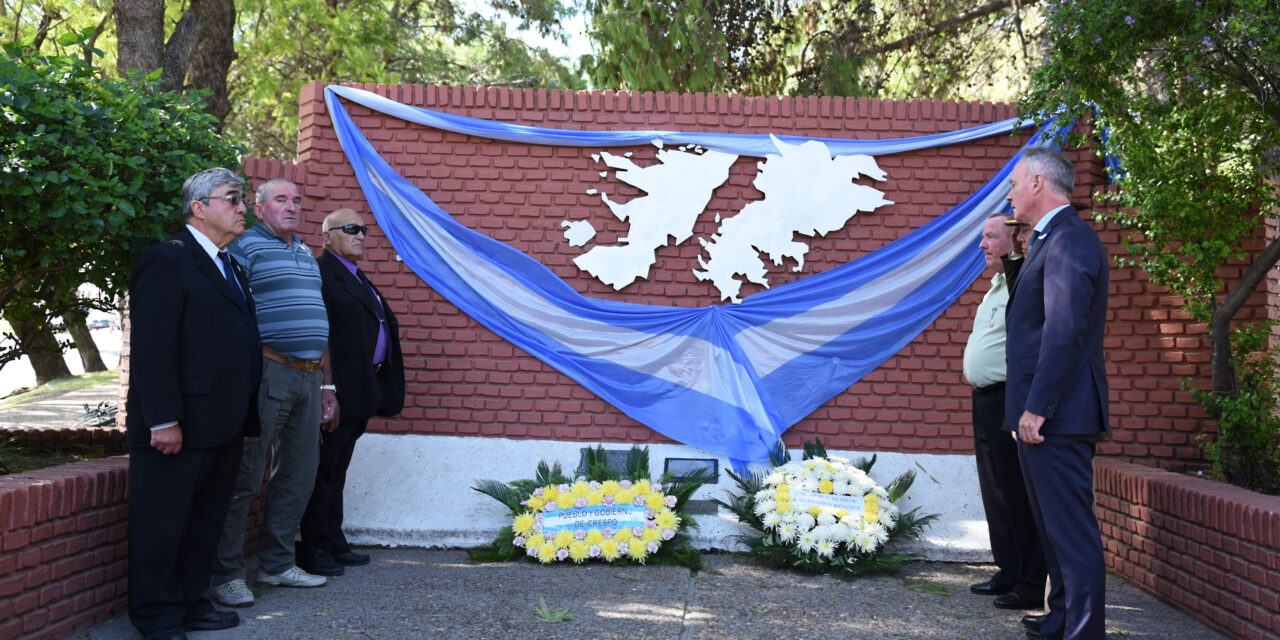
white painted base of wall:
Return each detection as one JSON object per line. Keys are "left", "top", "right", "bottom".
{"left": 342, "top": 433, "right": 995, "bottom": 562}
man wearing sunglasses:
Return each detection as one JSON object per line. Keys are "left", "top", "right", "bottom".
{"left": 126, "top": 168, "right": 261, "bottom": 639}
{"left": 298, "top": 208, "right": 405, "bottom": 577}
{"left": 212, "top": 178, "right": 333, "bottom": 608}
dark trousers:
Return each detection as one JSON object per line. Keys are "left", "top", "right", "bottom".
{"left": 299, "top": 415, "right": 369, "bottom": 561}
{"left": 128, "top": 438, "right": 242, "bottom": 636}
{"left": 1019, "top": 434, "right": 1106, "bottom": 640}
{"left": 972, "top": 384, "right": 1046, "bottom": 599}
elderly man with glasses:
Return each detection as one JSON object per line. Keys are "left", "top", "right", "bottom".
{"left": 297, "top": 208, "right": 405, "bottom": 576}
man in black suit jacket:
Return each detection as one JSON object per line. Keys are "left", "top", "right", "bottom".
{"left": 1004, "top": 147, "right": 1110, "bottom": 640}
{"left": 298, "top": 208, "right": 405, "bottom": 575}
{"left": 126, "top": 168, "right": 262, "bottom": 640}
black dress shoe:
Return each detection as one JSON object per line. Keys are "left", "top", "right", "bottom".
{"left": 1026, "top": 628, "right": 1060, "bottom": 640}
{"left": 300, "top": 549, "right": 345, "bottom": 576}
{"left": 333, "top": 550, "right": 371, "bottom": 566}
{"left": 145, "top": 627, "right": 187, "bottom": 640}
{"left": 994, "top": 591, "right": 1042, "bottom": 610}
{"left": 1022, "top": 613, "right": 1047, "bottom": 630}
{"left": 969, "top": 579, "right": 1012, "bottom": 596}
{"left": 182, "top": 609, "right": 239, "bottom": 631}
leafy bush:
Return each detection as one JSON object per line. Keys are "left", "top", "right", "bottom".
{"left": 1192, "top": 323, "right": 1280, "bottom": 495}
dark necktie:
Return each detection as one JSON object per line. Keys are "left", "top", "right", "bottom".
{"left": 218, "top": 250, "right": 247, "bottom": 308}
{"left": 357, "top": 269, "right": 386, "bottom": 324}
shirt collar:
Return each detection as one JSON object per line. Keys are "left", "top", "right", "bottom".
{"left": 1033, "top": 204, "right": 1071, "bottom": 235}
{"left": 249, "top": 223, "right": 302, "bottom": 249}
{"left": 186, "top": 224, "right": 222, "bottom": 262}
{"left": 329, "top": 249, "right": 360, "bottom": 275}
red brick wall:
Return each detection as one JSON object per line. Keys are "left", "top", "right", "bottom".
{"left": 0, "top": 457, "right": 128, "bottom": 640}
{"left": 251, "top": 81, "right": 1268, "bottom": 470}
{"left": 1096, "top": 459, "right": 1280, "bottom": 640}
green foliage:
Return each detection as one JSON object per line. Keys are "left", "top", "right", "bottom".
{"left": 1191, "top": 323, "right": 1280, "bottom": 495}
{"left": 0, "top": 41, "right": 243, "bottom": 364}
{"left": 227, "top": 0, "right": 584, "bottom": 159}
{"left": 1021, "top": 0, "right": 1280, "bottom": 491}
{"left": 584, "top": 0, "right": 1043, "bottom": 100}
{"left": 469, "top": 445, "right": 712, "bottom": 569}
{"left": 711, "top": 442, "right": 938, "bottom": 579}
{"left": 531, "top": 596, "right": 573, "bottom": 622}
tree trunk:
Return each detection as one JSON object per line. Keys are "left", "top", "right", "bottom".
{"left": 64, "top": 309, "right": 107, "bottom": 373}
{"left": 186, "top": 0, "right": 237, "bottom": 126}
{"left": 11, "top": 316, "right": 72, "bottom": 385}
{"left": 1210, "top": 231, "right": 1280, "bottom": 397}
{"left": 113, "top": 0, "right": 165, "bottom": 77}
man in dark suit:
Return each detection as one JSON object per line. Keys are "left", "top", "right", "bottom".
{"left": 126, "top": 168, "right": 261, "bottom": 640}
{"left": 1004, "top": 146, "right": 1110, "bottom": 640}
{"left": 298, "top": 208, "right": 405, "bottom": 576}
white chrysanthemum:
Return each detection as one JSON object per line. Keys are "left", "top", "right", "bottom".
{"left": 853, "top": 533, "right": 875, "bottom": 553}
{"left": 816, "top": 540, "right": 836, "bottom": 558}
{"left": 795, "top": 478, "right": 818, "bottom": 492}
{"left": 761, "top": 511, "right": 782, "bottom": 528}
{"left": 764, "top": 471, "right": 785, "bottom": 485}
{"left": 829, "top": 455, "right": 849, "bottom": 464}
{"left": 816, "top": 511, "right": 837, "bottom": 526}
{"left": 776, "top": 523, "right": 798, "bottom": 542}
{"left": 871, "top": 527, "right": 889, "bottom": 545}
{"left": 797, "top": 532, "right": 818, "bottom": 552}
{"left": 782, "top": 511, "right": 799, "bottom": 525}
{"left": 795, "top": 512, "right": 816, "bottom": 530}
{"left": 754, "top": 498, "right": 777, "bottom": 515}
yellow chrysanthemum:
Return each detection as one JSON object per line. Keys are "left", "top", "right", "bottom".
{"left": 568, "top": 540, "right": 591, "bottom": 562}
{"left": 776, "top": 483, "right": 790, "bottom": 494}
{"left": 627, "top": 544, "right": 649, "bottom": 563}
{"left": 586, "top": 492, "right": 604, "bottom": 506}
{"left": 536, "top": 543, "right": 556, "bottom": 563}
{"left": 513, "top": 512, "right": 536, "bottom": 537}
{"left": 777, "top": 501, "right": 792, "bottom": 513}
{"left": 525, "top": 496, "right": 545, "bottom": 510}
{"left": 553, "top": 530, "right": 575, "bottom": 548}
{"left": 818, "top": 479, "right": 834, "bottom": 494}
{"left": 804, "top": 461, "right": 817, "bottom": 469}
{"left": 654, "top": 509, "right": 678, "bottom": 530}
{"left": 586, "top": 529, "right": 605, "bottom": 545}
{"left": 615, "top": 489, "right": 636, "bottom": 505}
{"left": 645, "top": 492, "right": 665, "bottom": 511}
{"left": 641, "top": 527, "right": 661, "bottom": 543}
{"left": 835, "top": 509, "right": 849, "bottom": 518}
{"left": 807, "top": 506, "right": 823, "bottom": 517}
{"left": 542, "top": 485, "right": 559, "bottom": 501}
{"left": 865, "top": 513, "right": 879, "bottom": 523}
{"left": 526, "top": 534, "right": 546, "bottom": 549}
{"left": 555, "top": 494, "right": 575, "bottom": 510}
{"left": 570, "top": 482, "right": 590, "bottom": 498}
{"left": 615, "top": 528, "right": 634, "bottom": 542}
{"left": 600, "top": 480, "right": 621, "bottom": 496}
{"left": 600, "top": 539, "right": 621, "bottom": 561}
{"left": 866, "top": 494, "right": 879, "bottom": 503}
{"left": 632, "top": 479, "right": 652, "bottom": 494}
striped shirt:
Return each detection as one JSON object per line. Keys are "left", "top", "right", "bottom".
{"left": 230, "top": 224, "right": 328, "bottom": 360}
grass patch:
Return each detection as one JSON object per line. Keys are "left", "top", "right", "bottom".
{"left": 903, "top": 579, "right": 953, "bottom": 596}
{"left": 0, "top": 369, "right": 119, "bottom": 411}
{"left": 0, "top": 434, "right": 117, "bottom": 475}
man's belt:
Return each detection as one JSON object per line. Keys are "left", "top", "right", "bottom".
{"left": 973, "top": 381, "right": 1005, "bottom": 396}
{"left": 262, "top": 345, "right": 322, "bottom": 372}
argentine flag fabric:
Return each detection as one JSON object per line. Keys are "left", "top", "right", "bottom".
{"left": 324, "top": 85, "right": 1068, "bottom": 467}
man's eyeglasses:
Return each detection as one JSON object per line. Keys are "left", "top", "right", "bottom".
{"left": 330, "top": 223, "right": 368, "bottom": 236}
{"left": 202, "top": 193, "right": 246, "bottom": 207}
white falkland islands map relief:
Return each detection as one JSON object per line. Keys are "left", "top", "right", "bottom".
{"left": 562, "top": 136, "right": 892, "bottom": 303}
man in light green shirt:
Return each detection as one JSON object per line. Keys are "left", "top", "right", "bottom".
{"left": 963, "top": 213, "right": 1047, "bottom": 613}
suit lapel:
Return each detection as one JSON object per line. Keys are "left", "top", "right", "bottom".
{"left": 180, "top": 228, "right": 251, "bottom": 313}
{"left": 324, "top": 251, "right": 382, "bottom": 320}
{"left": 1023, "top": 206, "right": 1076, "bottom": 269}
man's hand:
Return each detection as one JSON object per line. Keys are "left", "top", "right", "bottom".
{"left": 1017, "top": 410, "right": 1046, "bottom": 444}
{"left": 151, "top": 424, "right": 183, "bottom": 455}
{"left": 321, "top": 388, "right": 340, "bottom": 432}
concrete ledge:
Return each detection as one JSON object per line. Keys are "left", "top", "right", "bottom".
{"left": 1096, "top": 458, "right": 1280, "bottom": 640}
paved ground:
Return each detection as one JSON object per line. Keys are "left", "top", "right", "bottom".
{"left": 71, "top": 548, "right": 1225, "bottom": 640}
{"left": 1, "top": 386, "right": 1230, "bottom": 640}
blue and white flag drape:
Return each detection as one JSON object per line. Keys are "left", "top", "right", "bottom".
{"left": 325, "top": 85, "right": 1069, "bottom": 466}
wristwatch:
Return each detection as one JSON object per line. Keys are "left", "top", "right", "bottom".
{"left": 321, "top": 384, "right": 337, "bottom": 391}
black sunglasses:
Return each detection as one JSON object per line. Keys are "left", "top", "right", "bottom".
{"left": 330, "top": 223, "right": 368, "bottom": 236}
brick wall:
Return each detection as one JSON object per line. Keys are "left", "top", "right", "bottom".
{"left": 257, "top": 81, "right": 1267, "bottom": 470}
{"left": 1096, "top": 459, "right": 1280, "bottom": 640}
{"left": 0, "top": 457, "right": 128, "bottom": 640}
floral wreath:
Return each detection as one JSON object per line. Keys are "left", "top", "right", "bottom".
{"left": 470, "top": 446, "right": 712, "bottom": 568}
{"left": 715, "top": 440, "right": 938, "bottom": 576}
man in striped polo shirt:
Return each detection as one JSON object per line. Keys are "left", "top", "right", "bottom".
{"left": 212, "top": 178, "right": 339, "bottom": 607}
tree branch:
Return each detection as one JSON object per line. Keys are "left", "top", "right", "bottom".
{"left": 866, "top": 0, "right": 1038, "bottom": 56}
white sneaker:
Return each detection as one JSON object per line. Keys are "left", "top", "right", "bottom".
{"left": 257, "top": 566, "right": 327, "bottom": 588}
{"left": 213, "top": 578, "right": 255, "bottom": 607}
